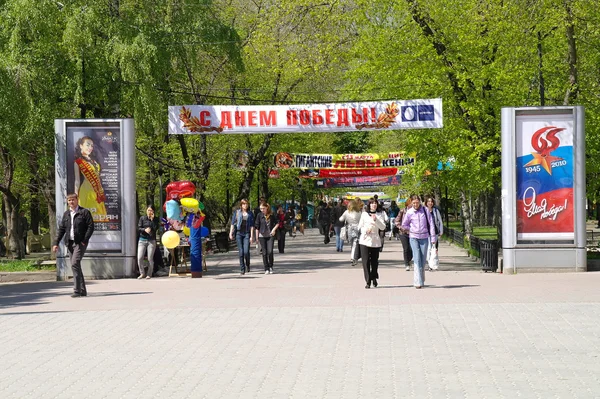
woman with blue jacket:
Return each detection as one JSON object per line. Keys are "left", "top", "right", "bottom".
{"left": 229, "top": 199, "right": 255, "bottom": 275}
{"left": 401, "top": 195, "right": 437, "bottom": 289}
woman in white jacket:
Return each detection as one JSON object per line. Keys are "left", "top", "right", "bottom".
{"left": 339, "top": 198, "right": 363, "bottom": 266}
{"left": 357, "top": 198, "right": 387, "bottom": 289}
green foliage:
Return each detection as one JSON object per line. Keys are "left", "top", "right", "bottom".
{"left": 0, "top": 259, "right": 54, "bottom": 272}
{"left": 1, "top": 0, "right": 600, "bottom": 233}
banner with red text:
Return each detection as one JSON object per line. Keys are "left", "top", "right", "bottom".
{"left": 298, "top": 168, "right": 400, "bottom": 178}
{"left": 169, "top": 99, "right": 442, "bottom": 134}
{"left": 274, "top": 152, "right": 415, "bottom": 170}
{"left": 516, "top": 116, "right": 574, "bottom": 240}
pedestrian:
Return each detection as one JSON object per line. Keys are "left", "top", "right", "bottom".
{"left": 401, "top": 195, "right": 437, "bottom": 289}
{"left": 332, "top": 201, "right": 346, "bottom": 252}
{"left": 253, "top": 196, "right": 265, "bottom": 253}
{"left": 388, "top": 201, "right": 400, "bottom": 240}
{"left": 394, "top": 199, "right": 413, "bottom": 271}
{"left": 254, "top": 202, "right": 278, "bottom": 274}
{"left": 357, "top": 198, "right": 387, "bottom": 289}
{"left": 52, "top": 193, "right": 94, "bottom": 297}
{"left": 298, "top": 203, "right": 308, "bottom": 234}
{"left": 319, "top": 202, "right": 333, "bottom": 244}
{"left": 339, "top": 198, "right": 362, "bottom": 266}
{"left": 425, "top": 196, "right": 444, "bottom": 271}
{"left": 229, "top": 199, "right": 255, "bottom": 275}
{"left": 276, "top": 205, "right": 288, "bottom": 253}
{"left": 18, "top": 210, "right": 28, "bottom": 256}
{"left": 137, "top": 205, "right": 159, "bottom": 279}
{"left": 285, "top": 206, "right": 296, "bottom": 237}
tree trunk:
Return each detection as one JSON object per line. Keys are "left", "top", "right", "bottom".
{"left": 30, "top": 193, "right": 41, "bottom": 235}
{"left": 460, "top": 189, "right": 473, "bottom": 236}
{"left": 3, "top": 193, "right": 22, "bottom": 259}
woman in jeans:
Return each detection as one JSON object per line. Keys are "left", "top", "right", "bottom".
{"left": 137, "top": 205, "right": 159, "bottom": 279}
{"left": 394, "top": 199, "right": 413, "bottom": 271}
{"left": 229, "top": 199, "right": 255, "bottom": 275}
{"left": 254, "top": 202, "right": 278, "bottom": 274}
{"left": 357, "top": 198, "right": 387, "bottom": 288}
{"left": 401, "top": 195, "right": 437, "bottom": 288}
{"left": 339, "top": 198, "right": 362, "bottom": 266}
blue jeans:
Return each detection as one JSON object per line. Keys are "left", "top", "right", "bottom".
{"left": 236, "top": 233, "right": 251, "bottom": 272}
{"left": 409, "top": 237, "right": 429, "bottom": 287}
{"left": 334, "top": 226, "right": 344, "bottom": 251}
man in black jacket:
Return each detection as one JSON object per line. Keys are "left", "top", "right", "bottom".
{"left": 52, "top": 193, "right": 95, "bottom": 297}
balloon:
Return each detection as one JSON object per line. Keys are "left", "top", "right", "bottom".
{"left": 166, "top": 200, "right": 182, "bottom": 220}
{"left": 182, "top": 226, "right": 190, "bottom": 236}
{"left": 161, "top": 230, "right": 180, "bottom": 249}
{"left": 165, "top": 181, "right": 196, "bottom": 200}
{"left": 200, "top": 226, "right": 209, "bottom": 237}
{"left": 181, "top": 197, "right": 199, "bottom": 213}
{"left": 198, "top": 201, "right": 205, "bottom": 211}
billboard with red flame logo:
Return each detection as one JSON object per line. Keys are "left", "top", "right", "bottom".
{"left": 515, "top": 115, "right": 574, "bottom": 241}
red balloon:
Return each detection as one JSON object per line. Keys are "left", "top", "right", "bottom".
{"left": 165, "top": 181, "right": 196, "bottom": 200}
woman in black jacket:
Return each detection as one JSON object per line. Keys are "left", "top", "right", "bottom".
{"left": 137, "top": 205, "right": 159, "bottom": 279}
{"left": 254, "top": 202, "right": 278, "bottom": 274}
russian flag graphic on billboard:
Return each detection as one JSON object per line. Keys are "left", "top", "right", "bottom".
{"left": 515, "top": 117, "right": 574, "bottom": 240}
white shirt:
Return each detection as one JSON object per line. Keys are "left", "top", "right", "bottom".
{"left": 69, "top": 207, "right": 78, "bottom": 240}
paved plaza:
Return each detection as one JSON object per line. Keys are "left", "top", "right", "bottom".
{"left": 1, "top": 229, "right": 600, "bottom": 398}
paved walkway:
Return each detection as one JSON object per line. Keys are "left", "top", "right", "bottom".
{"left": 1, "top": 229, "right": 599, "bottom": 398}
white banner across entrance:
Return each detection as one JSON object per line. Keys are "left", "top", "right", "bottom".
{"left": 168, "top": 98, "right": 443, "bottom": 134}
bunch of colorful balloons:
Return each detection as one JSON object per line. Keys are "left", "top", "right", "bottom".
{"left": 160, "top": 180, "right": 209, "bottom": 249}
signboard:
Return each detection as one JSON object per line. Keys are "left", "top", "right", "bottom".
{"left": 169, "top": 99, "right": 443, "bottom": 134}
{"left": 515, "top": 116, "right": 574, "bottom": 241}
{"left": 66, "top": 123, "right": 122, "bottom": 232}
{"left": 299, "top": 168, "right": 400, "bottom": 178}
{"left": 274, "top": 152, "right": 415, "bottom": 170}
{"left": 501, "top": 106, "right": 586, "bottom": 273}
{"left": 55, "top": 118, "right": 137, "bottom": 279}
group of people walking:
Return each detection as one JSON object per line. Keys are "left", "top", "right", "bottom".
{"left": 225, "top": 195, "right": 444, "bottom": 289}
{"left": 228, "top": 199, "right": 309, "bottom": 275}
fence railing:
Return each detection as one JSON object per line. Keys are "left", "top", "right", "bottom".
{"left": 445, "top": 227, "right": 499, "bottom": 272}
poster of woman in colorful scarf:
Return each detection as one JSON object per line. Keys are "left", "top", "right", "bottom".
{"left": 66, "top": 125, "right": 122, "bottom": 232}
{"left": 74, "top": 136, "right": 108, "bottom": 220}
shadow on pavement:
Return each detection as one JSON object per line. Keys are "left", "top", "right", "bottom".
{"left": 0, "top": 281, "right": 80, "bottom": 309}
{"left": 428, "top": 284, "right": 480, "bottom": 289}
{"left": 90, "top": 291, "right": 152, "bottom": 297}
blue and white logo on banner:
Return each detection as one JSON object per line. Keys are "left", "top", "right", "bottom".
{"left": 418, "top": 105, "right": 435, "bottom": 121}
{"left": 401, "top": 106, "right": 418, "bottom": 122}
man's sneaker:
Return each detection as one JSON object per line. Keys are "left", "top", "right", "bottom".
{"left": 265, "top": 270, "right": 269, "bottom": 275}
{"left": 405, "top": 266, "right": 410, "bottom": 271}
{"left": 269, "top": 268, "right": 274, "bottom": 274}
{"left": 137, "top": 274, "right": 145, "bottom": 279}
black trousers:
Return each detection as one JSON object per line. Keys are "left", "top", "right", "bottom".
{"left": 360, "top": 244, "right": 380, "bottom": 284}
{"left": 258, "top": 236, "right": 274, "bottom": 270}
{"left": 67, "top": 240, "right": 87, "bottom": 294}
{"left": 277, "top": 228, "right": 286, "bottom": 253}
{"left": 399, "top": 234, "right": 413, "bottom": 266}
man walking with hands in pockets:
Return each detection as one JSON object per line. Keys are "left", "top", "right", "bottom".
{"left": 52, "top": 193, "right": 95, "bottom": 297}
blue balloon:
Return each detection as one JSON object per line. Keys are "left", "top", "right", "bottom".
{"left": 200, "top": 227, "right": 209, "bottom": 237}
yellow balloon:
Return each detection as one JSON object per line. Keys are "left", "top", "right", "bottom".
{"left": 180, "top": 197, "right": 199, "bottom": 213}
{"left": 161, "top": 230, "right": 180, "bottom": 249}
{"left": 182, "top": 226, "right": 190, "bottom": 236}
